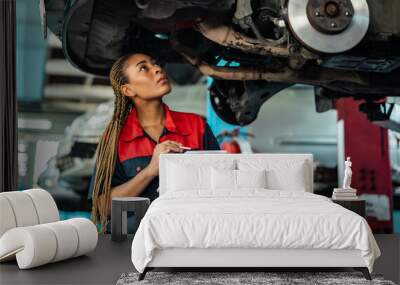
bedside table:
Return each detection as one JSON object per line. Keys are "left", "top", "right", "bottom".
{"left": 111, "top": 197, "right": 150, "bottom": 242}
{"left": 331, "top": 198, "right": 366, "bottom": 218}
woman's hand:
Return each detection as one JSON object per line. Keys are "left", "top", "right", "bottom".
{"left": 146, "top": 140, "right": 183, "bottom": 177}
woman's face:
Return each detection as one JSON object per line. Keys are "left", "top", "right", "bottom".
{"left": 121, "top": 53, "right": 171, "bottom": 100}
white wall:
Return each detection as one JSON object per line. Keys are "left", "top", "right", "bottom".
{"left": 248, "top": 85, "right": 338, "bottom": 167}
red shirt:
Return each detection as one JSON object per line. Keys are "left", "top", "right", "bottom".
{"left": 88, "top": 103, "right": 220, "bottom": 202}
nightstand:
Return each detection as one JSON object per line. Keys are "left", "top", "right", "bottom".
{"left": 331, "top": 198, "right": 366, "bottom": 218}
{"left": 111, "top": 197, "right": 150, "bottom": 242}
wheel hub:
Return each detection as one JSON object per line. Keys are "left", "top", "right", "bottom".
{"left": 287, "top": 0, "right": 369, "bottom": 53}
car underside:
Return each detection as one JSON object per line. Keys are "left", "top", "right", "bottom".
{"left": 42, "top": 0, "right": 400, "bottom": 127}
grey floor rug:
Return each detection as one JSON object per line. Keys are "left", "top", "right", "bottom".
{"left": 116, "top": 271, "right": 396, "bottom": 285}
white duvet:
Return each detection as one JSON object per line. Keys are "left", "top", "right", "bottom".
{"left": 131, "top": 190, "right": 381, "bottom": 273}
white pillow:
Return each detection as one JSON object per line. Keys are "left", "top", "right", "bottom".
{"left": 211, "top": 168, "right": 236, "bottom": 190}
{"left": 211, "top": 168, "right": 267, "bottom": 190}
{"left": 167, "top": 160, "right": 235, "bottom": 191}
{"left": 168, "top": 162, "right": 210, "bottom": 191}
{"left": 238, "top": 159, "right": 308, "bottom": 191}
{"left": 236, "top": 169, "right": 267, "bottom": 188}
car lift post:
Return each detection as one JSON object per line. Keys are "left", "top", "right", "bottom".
{"left": 337, "top": 98, "right": 393, "bottom": 233}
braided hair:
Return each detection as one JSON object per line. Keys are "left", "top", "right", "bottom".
{"left": 91, "top": 54, "right": 135, "bottom": 232}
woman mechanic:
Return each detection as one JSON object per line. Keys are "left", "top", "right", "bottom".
{"left": 88, "top": 53, "right": 220, "bottom": 232}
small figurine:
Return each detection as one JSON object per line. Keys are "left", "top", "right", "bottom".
{"left": 342, "top": 157, "right": 353, "bottom": 190}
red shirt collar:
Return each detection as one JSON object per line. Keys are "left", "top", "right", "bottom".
{"left": 120, "top": 103, "right": 190, "bottom": 142}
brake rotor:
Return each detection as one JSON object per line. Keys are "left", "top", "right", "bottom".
{"left": 287, "top": 0, "right": 370, "bottom": 53}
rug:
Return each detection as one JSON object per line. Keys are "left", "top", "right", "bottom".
{"left": 116, "top": 271, "right": 396, "bottom": 285}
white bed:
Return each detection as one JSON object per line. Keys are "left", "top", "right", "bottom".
{"left": 131, "top": 153, "right": 381, "bottom": 280}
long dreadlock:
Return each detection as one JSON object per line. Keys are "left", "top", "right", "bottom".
{"left": 91, "top": 54, "right": 135, "bottom": 232}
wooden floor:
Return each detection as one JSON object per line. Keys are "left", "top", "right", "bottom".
{"left": 0, "top": 234, "right": 398, "bottom": 285}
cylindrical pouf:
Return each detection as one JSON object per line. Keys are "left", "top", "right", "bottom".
{"left": 42, "top": 221, "right": 79, "bottom": 262}
{"left": 64, "top": 218, "right": 98, "bottom": 257}
{"left": 23, "top": 189, "right": 59, "bottom": 224}
{"left": 0, "top": 196, "right": 17, "bottom": 237}
{"left": 0, "top": 226, "right": 57, "bottom": 269}
{"left": 0, "top": 192, "right": 39, "bottom": 227}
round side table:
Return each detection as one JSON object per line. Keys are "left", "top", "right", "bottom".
{"left": 111, "top": 197, "right": 150, "bottom": 242}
